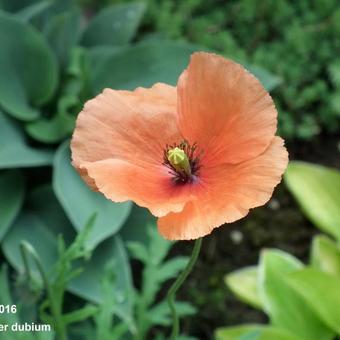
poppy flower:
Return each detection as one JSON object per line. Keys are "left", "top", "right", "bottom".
{"left": 71, "top": 52, "right": 288, "bottom": 240}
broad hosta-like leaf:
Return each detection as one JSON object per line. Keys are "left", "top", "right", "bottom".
{"left": 86, "top": 45, "right": 126, "bottom": 82}
{"left": 287, "top": 269, "right": 340, "bottom": 335}
{"left": 311, "top": 235, "right": 340, "bottom": 277}
{"left": 215, "top": 325, "right": 301, "bottom": 340}
{"left": 26, "top": 111, "right": 75, "bottom": 144}
{"left": 53, "top": 141, "right": 132, "bottom": 250}
{"left": 0, "top": 0, "right": 39, "bottom": 12}
{"left": 0, "top": 112, "right": 53, "bottom": 168}
{"left": 225, "top": 266, "right": 263, "bottom": 310}
{"left": 91, "top": 40, "right": 206, "bottom": 94}
{"left": 68, "top": 235, "right": 134, "bottom": 324}
{"left": 2, "top": 185, "right": 75, "bottom": 275}
{"left": 81, "top": 2, "right": 145, "bottom": 47}
{"left": 259, "top": 249, "right": 332, "bottom": 340}
{"left": 0, "top": 170, "right": 25, "bottom": 241}
{"left": 285, "top": 162, "right": 340, "bottom": 240}
{"left": 15, "top": 0, "right": 53, "bottom": 22}
{"left": 44, "top": 9, "right": 81, "bottom": 67}
{"left": 0, "top": 11, "right": 58, "bottom": 120}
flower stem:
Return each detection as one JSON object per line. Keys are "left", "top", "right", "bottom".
{"left": 167, "top": 238, "right": 202, "bottom": 340}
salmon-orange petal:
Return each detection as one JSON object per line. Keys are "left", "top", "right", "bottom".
{"left": 80, "top": 158, "right": 200, "bottom": 217}
{"left": 158, "top": 137, "right": 288, "bottom": 240}
{"left": 71, "top": 83, "right": 181, "bottom": 174}
{"left": 177, "top": 52, "right": 277, "bottom": 167}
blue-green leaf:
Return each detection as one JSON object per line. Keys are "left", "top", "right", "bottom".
{"left": 91, "top": 40, "right": 206, "bottom": 94}
{"left": 2, "top": 185, "right": 75, "bottom": 277}
{"left": 0, "top": 170, "right": 25, "bottom": 241}
{"left": 26, "top": 111, "right": 75, "bottom": 144}
{"left": 0, "top": 11, "right": 58, "bottom": 120}
{"left": 120, "top": 204, "right": 155, "bottom": 245}
{"left": 81, "top": 2, "right": 145, "bottom": 47}
{"left": 53, "top": 141, "right": 132, "bottom": 250}
{"left": 0, "top": 0, "right": 39, "bottom": 12}
{"left": 15, "top": 0, "right": 52, "bottom": 22}
{"left": 0, "top": 112, "right": 53, "bottom": 168}
{"left": 44, "top": 9, "right": 80, "bottom": 67}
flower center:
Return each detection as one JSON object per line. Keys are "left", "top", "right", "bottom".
{"left": 163, "top": 140, "right": 201, "bottom": 184}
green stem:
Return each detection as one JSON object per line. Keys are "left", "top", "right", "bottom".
{"left": 167, "top": 238, "right": 202, "bottom": 340}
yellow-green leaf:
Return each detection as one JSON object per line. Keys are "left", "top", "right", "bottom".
{"left": 285, "top": 161, "right": 340, "bottom": 240}
{"left": 225, "top": 266, "right": 263, "bottom": 310}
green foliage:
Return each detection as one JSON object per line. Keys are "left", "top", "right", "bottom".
{"left": 43, "top": 9, "right": 81, "bottom": 68}
{"left": 53, "top": 141, "right": 132, "bottom": 250}
{"left": 68, "top": 235, "right": 134, "bottom": 324}
{"left": 258, "top": 250, "right": 329, "bottom": 340}
{"left": 215, "top": 325, "right": 301, "bottom": 340}
{"left": 0, "top": 112, "right": 53, "bottom": 168}
{"left": 219, "top": 245, "right": 338, "bottom": 340}
{"left": 1, "top": 217, "right": 195, "bottom": 339}
{"left": 311, "top": 235, "right": 340, "bottom": 276}
{"left": 91, "top": 39, "right": 205, "bottom": 93}
{"left": 70, "top": 223, "right": 196, "bottom": 339}
{"left": 218, "top": 162, "right": 340, "bottom": 340}
{"left": 285, "top": 162, "right": 340, "bottom": 240}
{"left": 2, "top": 185, "right": 75, "bottom": 276}
{"left": 81, "top": 2, "right": 146, "bottom": 47}
{"left": 127, "top": 225, "right": 196, "bottom": 339}
{"left": 225, "top": 267, "right": 262, "bottom": 310}
{"left": 0, "top": 265, "right": 55, "bottom": 340}
{"left": 0, "top": 11, "right": 58, "bottom": 121}
{"left": 0, "top": 171, "right": 24, "bottom": 241}
{"left": 15, "top": 1, "right": 54, "bottom": 23}
{"left": 287, "top": 269, "right": 340, "bottom": 334}
{"left": 136, "top": 0, "right": 340, "bottom": 140}
{"left": 18, "top": 215, "right": 97, "bottom": 339}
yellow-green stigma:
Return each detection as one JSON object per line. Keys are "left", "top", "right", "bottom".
{"left": 167, "top": 147, "right": 192, "bottom": 176}
{"left": 163, "top": 140, "right": 201, "bottom": 184}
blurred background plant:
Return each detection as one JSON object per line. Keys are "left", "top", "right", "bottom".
{"left": 0, "top": 0, "right": 339, "bottom": 339}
